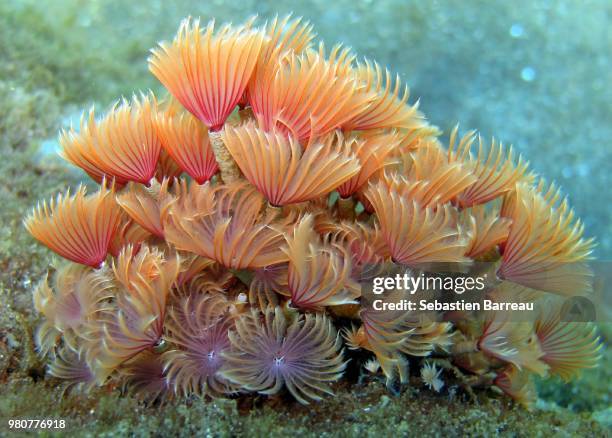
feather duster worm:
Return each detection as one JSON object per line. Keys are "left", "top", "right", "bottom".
{"left": 223, "top": 123, "right": 360, "bottom": 206}
{"left": 89, "top": 246, "right": 180, "bottom": 380}
{"left": 394, "top": 125, "right": 442, "bottom": 155}
{"left": 108, "top": 219, "right": 151, "bottom": 258}
{"left": 343, "top": 59, "right": 424, "bottom": 131}
{"left": 120, "top": 350, "right": 172, "bottom": 402}
{"left": 343, "top": 314, "right": 412, "bottom": 387}
{"left": 420, "top": 362, "right": 444, "bottom": 392}
{"left": 59, "top": 94, "right": 161, "bottom": 186}
{"left": 153, "top": 100, "right": 185, "bottom": 183}
{"left": 112, "top": 244, "right": 174, "bottom": 291}
{"left": 398, "top": 141, "right": 478, "bottom": 206}
{"left": 149, "top": 18, "right": 264, "bottom": 131}
{"left": 282, "top": 215, "right": 360, "bottom": 309}
{"left": 149, "top": 18, "right": 265, "bottom": 182}
{"left": 116, "top": 180, "right": 171, "bottom": 239}
{"left": 477, "top": 309, "right": 548, "bottom": 376}
{"left": 462, "top": 206, "right": 511, "bottom": 259}
{"left": 221, "top": 306, "right": 346, "bottom": 404}
{"left": 448, "top": 127, "right": 530, "bottom": 208}
{"left": 494, "top": 365, "right": 537, "bottom": 409}
{"left": 175, "top": 254, "right": 216, "bottom": 287}
{"left": 155, "top": 111, "right": 218, "bottom": 184}
{"left": 250, "top": 45, "right": 372, "bottom": 141}
{"left": 246, "top": 14, "right": 315, "bottom": 110}
{"left": 33, "top": 264, "right": 113, "bottom": 355}
{"left": 336, "top": 131, "right": 400, "bottom": 199}
{"left": 163, "top": 293, "right": 235, "bottom": 396}
{"left": 344, "top": 289, "right": 452, "bottom": 386}
{"left": 534, "top": 302, "right": 602, "bottom": 381}
{"left": 328, "top": 221, "right": 389, "bottom": 281}
{"left": 497, "top": 182, "right": 594, "bottom": 296}
{"left": 48, "top": 347, "right": 97, "bottom": 395}
{"left": 25, "top": 182, "right": 123, "bottom": 268}
{"left": 248, "top": 264, "right": 288, "bottom": 310}
{"left": 163, "top": 180, "right": 287, "bottom": 269}
{"left": 366, "top": 182, "right": 469, "bottom": 266}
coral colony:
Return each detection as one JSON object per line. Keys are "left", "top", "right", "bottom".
{"left": 25, "top": 15, "right": 602, "bottom": 408}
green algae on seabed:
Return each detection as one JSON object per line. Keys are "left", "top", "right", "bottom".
{"left": 1, "top": 378, "right": 608, "bottom": 437}
{"left": 0, "top": 0, "right": 610, "bottom": 435}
